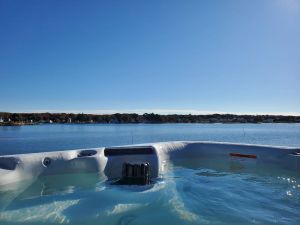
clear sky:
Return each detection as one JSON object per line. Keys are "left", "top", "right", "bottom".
{"left": 0, "top": 0, "right": 299, "bottom": 115}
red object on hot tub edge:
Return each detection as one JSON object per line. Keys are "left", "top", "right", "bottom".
{"left": 230, "top": 153, "right": 257, "bottom": 159}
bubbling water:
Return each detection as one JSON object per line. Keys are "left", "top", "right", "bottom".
{"left": 0, "top": 165, "right": 299, "bottom": 225}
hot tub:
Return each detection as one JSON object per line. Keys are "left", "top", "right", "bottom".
{"left": 0, "top": 141, "right": 299, "bottom": 224}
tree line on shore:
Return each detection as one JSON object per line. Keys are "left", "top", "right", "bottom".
{"left": 0, "top": 112, "right": 299, "bottom": 125}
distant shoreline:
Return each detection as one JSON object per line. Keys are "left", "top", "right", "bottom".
{"left": 1, "top": 112, "right": 299, "bottom": 126}
{"left": 1, "top": 122, "right": 300, "bottom": 127}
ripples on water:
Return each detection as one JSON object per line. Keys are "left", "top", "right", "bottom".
{"left": 0, "top": 165, "right": 299, "bottom": 225}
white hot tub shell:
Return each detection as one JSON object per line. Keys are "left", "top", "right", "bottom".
{"left": 0, "top": 141, "right": 299, "bottom": 186}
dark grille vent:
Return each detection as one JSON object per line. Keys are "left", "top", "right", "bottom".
{"left": 114, "top": 162, "right": 151, "bottom": 185}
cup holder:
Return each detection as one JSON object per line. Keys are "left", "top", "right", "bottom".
{"left": 42, "top": 157, "right": 51, "bottom": 167}
{"left": 77, "top": 150, "right": 97, "bottom": 158}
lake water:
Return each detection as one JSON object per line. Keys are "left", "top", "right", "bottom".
{"left": 0, "top": 123, "right": 300, "bottom": 155}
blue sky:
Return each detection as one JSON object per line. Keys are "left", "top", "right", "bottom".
{"left": 0, "top": 0, "right": 299, "bottom": 115}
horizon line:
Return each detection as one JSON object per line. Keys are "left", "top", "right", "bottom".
{"left": 1, "top": 109, "right": 300, "bottom": 116}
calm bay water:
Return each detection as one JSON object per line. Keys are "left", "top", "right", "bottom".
{"left": 0, "top": 123, "right": 300, "bottom": 155}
